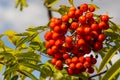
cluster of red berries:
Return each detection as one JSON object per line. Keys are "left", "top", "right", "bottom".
{"left": 44, "top": 3, "right": 109, "bottom": 75}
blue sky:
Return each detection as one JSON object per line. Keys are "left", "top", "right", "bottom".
{"left": 0, "top": 0, "right": 120, "bottom": 80}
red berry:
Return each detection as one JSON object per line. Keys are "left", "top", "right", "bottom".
{"left": 65, "top": 36, "right": 73, "bottom": 43}
{"left": 51, "top": 58, "right": 57, "bottom": 65}
{"left": 61, "top": 15, "right": 69, "bottom": 22}
{"left": 88, "top": 67, "right": 94, "bottom": 73}
{"left": 79, "top": 16, "right": 86, "bottom": 24}
{"left": 65, "top": 58, "right": 72, "bottom": 65}
{"left": 69, "top": 63, "right": 76, "bottom": 69}
{"left": 89, "top": 5, "right": 95, "bottom": 12}
{"left": 98, "top": 34, "right": 105, "bottom": 42}
{"left": 80, "top": 3, "right": 88, "bottom": 12}
{"left": 44, "top": 31, "right": 52, "bottom": 41}
{"left": 55, "top": 60, "right": 63, "bottom": 67}
{"left": 101, "top": 15, "right": 109, "bottom": 22}
{"left": 79, "top": 56, "right": 85, "bottom": 63}
{"left": 70, "top": 22, "right": 79, "bottom": 30}
{"left": 75, "top": 62, "right": 83, "bottom": 69}
{"left": 85, "top": 12, "right": 93, "bottom": 19}
{"left": 72, "top": 57, "right": 79, "bottom": 63}
{"left": 91, "top": 23, "right": 99, "bottom": 31}
{"left": 63, "top": 53, "right": 69, "bottom": 59}
{"left": 67, "top": 68, "right": 74, "bottom": 75}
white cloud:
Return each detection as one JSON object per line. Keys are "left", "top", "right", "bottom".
{"left": 0, "top": 0, "right": 49, "bottom": 33}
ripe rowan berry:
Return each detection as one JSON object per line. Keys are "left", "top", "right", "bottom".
{"left": 89, "top": 5, "right": 95, "bottom": 12}
{"left": 80, "top": 3, "right": 88, "bottom": 12}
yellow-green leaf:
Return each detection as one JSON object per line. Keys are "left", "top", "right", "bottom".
{"left": 0, "top": 64, "right": 3, "bottom": 72}
{"left": 102, "top": 59, "right": 120, "bottom": 80}
{"left": 21, "top": 0, "right": 28, "bottom": 7}
{"left": 68, "top": 0, "right": 74, "bottom": 6}
{"left": 98, "top": 46, "right": 120, "bottom": 72}
{"left": 44, "top": 0, "right": 59, "bottom": 7}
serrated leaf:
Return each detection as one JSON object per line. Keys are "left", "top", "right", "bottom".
{"left": 102, "top": 59, "right": 120, "bottom": 80}
{"left": 68, "top": 0, "right": 74, "bottom": 6}
{"left": 11, "top": 75, "right": 18, "bottom": 80}
{"left": 18, "top": 70, "right": 38, "bottom": 80}
{"left": 21, "top": 0, "right": 28, "bottom": 7}
{"left": 58, "top": 5, "right": 70, "bottom": 15}
{"left": 53, "top": 71, "right": 63, "bottom": 80}
{"left": 45, "top": 0, "right": 59, "bottom": 7}
{"left": 16, "top": 32, "right": 39, "bottom": 47}
{"left": 0, "top": 64, "right": 3, "bottom": 72}
{"left": 109, "top": 20, "right": 120, "bottom": 32}
{"left": 15, "top": 0, "right": 20, "bottom": 8}
{"left": 20, "top": 62, "right": 41, "bottom": 72}
{"left": 88, "top": 4, "right": 100, "bottom": 10}
{"left": 3, "top": 64, "right": 18, "bottom": 76}
{"left": 98, "top": 46, "right": 120, "bottom": 72}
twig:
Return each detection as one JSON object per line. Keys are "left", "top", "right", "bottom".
{"left": 88, "top": 70, "right": 107, "bottom": 79}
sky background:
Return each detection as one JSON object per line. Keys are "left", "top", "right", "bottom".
{"left": 0, "top": 0, "right": 120, "bottom": 80}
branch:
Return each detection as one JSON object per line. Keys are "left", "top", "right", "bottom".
{"left": 88, "top": 70, "right": 107, "bottom": 79}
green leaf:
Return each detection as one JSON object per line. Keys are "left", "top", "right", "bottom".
{"left": 18, "top": 70, "right": 38, "bottom": 80}
{"left": 58, "top": 5, "right": 70, "bottom": 15}
{"left": 102, "top": 59, "right": 120, "bottom": 80}
{"left": 44, "top": 0, "right": 59, "bottom": 7}
{"left": 26, "top": 26, "right": 48, "bottom": 32}
{"left": 11, "top": 75, "right": 18, "bottom": 80}
{"left": 21, "top": 0, "right": 28, "bottom": 7}
{"left": 109, "top": 20, "right": 120, "bottom": 32}
{"left": 68, "top": 0, "right": 74, "bottom": 6}
{"left": 16, "top": 32, "right": 39, "bottom": 47}
{"left": 98, "top": 46, "right": 120, "bottom": 72}
{"left": 15, "top": 0, "right": 20, "bottom": 8}
{"left": 20, "top": 62, "right": 41, "bottom": 72}
{"left": 53, "top": 71, "right": 63, "bottom": 80}
{"left": 3, "top": 64, "right": 18, "bottom": 76}
{"left": 15, "top": 52, "right": 41, "bottom": 62}
{"left": 0, "top": 64, "right": 3, "bottom": 72}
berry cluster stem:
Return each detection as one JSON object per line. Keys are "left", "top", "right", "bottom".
{"left": 88, "top": 70, "right": 107, "bottom": 79}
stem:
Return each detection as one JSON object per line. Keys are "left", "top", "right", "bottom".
{"left": 88, "top": 70, "right": 107, "bottom": 79}
{"left": 44, "top": 3, "right": 53, "bottom": 20}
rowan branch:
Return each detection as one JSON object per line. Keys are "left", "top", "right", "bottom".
{"left": 88, "top": 70, "right": 107, "bottom": 79}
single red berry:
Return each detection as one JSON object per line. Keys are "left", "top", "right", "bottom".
{"left": 69, "top": 63, "right": 76, "bottom": 69}
{"left": 84, "top": 27, "right": 91, "bottom": 35}
{"left": 55, "top": 39, "right": 63, "bottom": 47}
{"left": 70, "top": 22, "right": 79, "bottom": 30}
{"left": 52, "top": 32, "right": 60, "bottom": 40}
{"left": 77, "top": 38, "right": 86, "bottom": 46}
{"left": 80, "top": 3, "right": 88, "bottom": 12}
{"left": 51, "top": 58, "right": 57, "bottom": 65}
{"left": 91, "top": 58, "right": 97, "bottom": 64}
{"left": 76, "top": 27, "right": 84, "bottom": 35}
{"left": 75, "top": 62, "right": 83, "bottom": 69}
{"left": 84, "top": 61, "right": 91, "bottom": 68}
{"left": 65, "top": 58, "right": 72, "bottom": 65}
{"left": 88, "top": 66, "right": 94, "bottom": 73}
{"left": 61, "top": 15, "right": 69, "bottom": 22}
{"left": 79, "top": 16, "right": 86, "bottom": 24}
{"left": 44, "top": 31, "right": 52, "bottom": 41}
{"left": 101, "top": 15, "right": 109, "bottom": 22}
{"left": 89, "top": 5, "right": 95, "bottom": 12}
{"left": 93, "top": 42, "right": 103, "bottom": 51}
{"left": 67, "top": 68, "right": 74, "bottom": 75}
{"left": 68, "top": 10, "right": 75, "bottom": 18}
{"left": 53, "top": 26, "right": 61, "bottom": 33}
{"left": 65, "top": 36, "right": 73, "bottom": 43}
{"left": 72, "top": 57, "right": 79, "bottom": 63}
{"left": 55, "top": 60, "right": 63, "bottom": 67}
{"left": 98, "top": 34, "right": 105, "bottom": 42}
{"left": 85, "top": 12, "right": 93, "bottom": 19}
{"left": 63, "top": 53, "right": 69, "bottom": 59}
{"left": 79, "top": 56, "right": 85, "bottom": 63}
{"left": 47, "top": 48, "right": 54, "bottom": 56}
{"left": 91, "top": 23, "right": 99, "bottom": 31}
